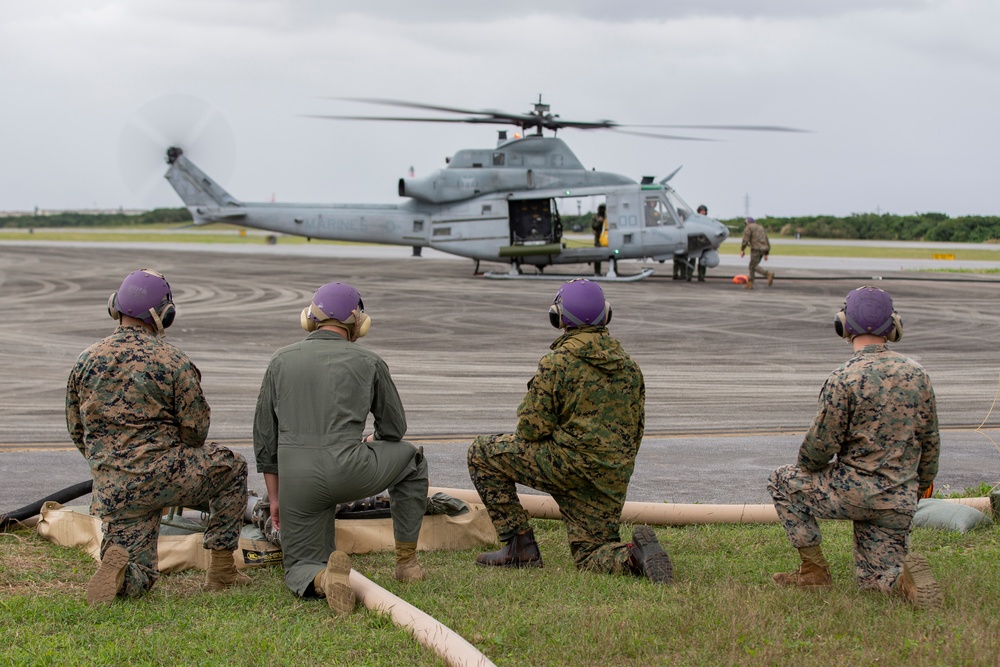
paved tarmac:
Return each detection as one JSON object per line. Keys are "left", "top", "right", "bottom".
{"left": 1, "top": 241, "right": 998, "bottom": 515}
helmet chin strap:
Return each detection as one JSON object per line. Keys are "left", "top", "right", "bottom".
{"left": 148, "top": 307, "right": 166, "bottom": 337}
{"left": 307, "top": 307, "right": 372, "bottom": 341}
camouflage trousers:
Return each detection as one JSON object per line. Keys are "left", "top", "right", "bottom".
{"left": 748, "top": 250, "right": 769, "bottom": 283}
{"left": 467, "top": 433, "right": 632, "bottom": 575}
{"left": 95, "top": 443, "right": 248, "bottom": 598}
{"left": 768, "top": 464, "right": 912, "bottom": 592}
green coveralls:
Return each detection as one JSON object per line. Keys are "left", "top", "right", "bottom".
{"left": 253, "top": 330, "right": 428, "bottom": 597}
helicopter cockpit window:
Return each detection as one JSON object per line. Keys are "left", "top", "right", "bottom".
{"left": 644, "top": 199, "right": 673, "bottom": 227}
{"left": 492, "top": 152, "right": 505, "bottom": 166}
{"left": 664, "top": 189, "right": 694, "bottom": 223}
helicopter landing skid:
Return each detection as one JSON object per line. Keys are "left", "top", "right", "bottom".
{"left": 482, "top": 268, "right": 655, "bottom": 282}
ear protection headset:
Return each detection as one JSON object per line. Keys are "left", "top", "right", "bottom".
{"left": 107, "top": 269, "right": 176, "bottom": 337}
{"left": 300, "top": 300, "right": 372, "bottom": 341}
{"left": 833, "top": 286, "right": 902, "bottom": 342}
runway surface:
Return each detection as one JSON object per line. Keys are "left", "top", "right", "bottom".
{"left": 1, "top": 241, "right": 998, "bottom": 512}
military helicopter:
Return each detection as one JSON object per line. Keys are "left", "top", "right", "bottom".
{"left": 164, "top": 97, "right": 800, "bottom": 281}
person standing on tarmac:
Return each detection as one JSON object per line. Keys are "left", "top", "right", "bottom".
{"left": 768, "top": 286, "right": 943, "bottom": 609}
{"left": 591, "top": 203, "right": 607, "bottom": 275}
{"left": 740, "top": 216, "right": 774, "bottom": 289}
{"left": 253, "top": 282, "right": 428, "bottom": 616}
{"left": 467, "top": 279, "right": 672, "bottom": 584}
{"left": 67, "top": 269, "right": 250, "bottom": 606}
{"left": 693, "top": 205, "right": 710, "bottom": 282}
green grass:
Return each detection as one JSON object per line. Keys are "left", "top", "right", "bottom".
{"left": 3, "top": 514, "right": 999, "bottom": 666}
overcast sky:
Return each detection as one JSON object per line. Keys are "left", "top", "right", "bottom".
{"left": 2, "top": 1, "right": 997, "bottom": 219}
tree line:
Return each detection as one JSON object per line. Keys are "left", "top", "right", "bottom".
{"left": 0, "top": 208, "right": 193, "bottom": 228}
{"left": 723, "top": 212, "right": 1000, "bottom": 243}
{"left": 5, "top": 208, "right": 1000, "bottom": 243}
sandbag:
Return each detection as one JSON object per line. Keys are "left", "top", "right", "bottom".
{"left": 912, "top": 497, "right": 993, "bottom": 533}
{"left": 36, "top": 501, "right": 497, "bottom": 574}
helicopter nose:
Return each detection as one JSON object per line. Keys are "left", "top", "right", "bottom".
{"left": 719, "top": 224, "right": 729, "bottom": 241}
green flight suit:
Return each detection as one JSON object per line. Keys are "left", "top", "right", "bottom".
{"left": 253, "top": 330, "right": 428, "bottom": 597}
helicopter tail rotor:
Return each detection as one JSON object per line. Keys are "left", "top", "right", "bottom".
{"left": 117, "top": 94, "right": 236, "bottom": 204}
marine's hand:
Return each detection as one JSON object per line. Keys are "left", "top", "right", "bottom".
{"left": 740, "top": 251, "right": 745, "bottom": 258}
{"left": 270, "top": 500, "right": 280, "bottom": 531}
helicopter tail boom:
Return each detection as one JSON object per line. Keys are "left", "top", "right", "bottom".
{"left": 164, "top": 147, "right": 242, "bottom": 222}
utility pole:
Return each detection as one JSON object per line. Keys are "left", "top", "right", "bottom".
{"left": 744, "top": 193, "right": 751, "bottom": 218}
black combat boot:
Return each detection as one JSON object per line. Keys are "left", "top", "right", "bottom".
{"left": 627, "top": 525, "right": 673, "bottom": 584}
{"left": 476, "top": 528, "right": 543, "bottom": 568}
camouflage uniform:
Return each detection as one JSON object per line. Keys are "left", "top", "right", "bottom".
{"left": 467, "top": 326, "right": 645, "bottom": 574}
{"left": 768, "top": 343, "right": 940, "bottom": 592}
{"left": 740, "top": 221, "right": 771, "bottom": 284}
{"left": 253, "top": 330, "right": 428, "bottom": 597}
{"left": 66, "top": 324, "right": 248, "bottom": 598}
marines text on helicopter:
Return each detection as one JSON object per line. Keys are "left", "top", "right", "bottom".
{"left": 164, "top": 97, "right": 801, "bottom": 281}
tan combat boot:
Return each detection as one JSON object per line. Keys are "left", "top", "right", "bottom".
{"left": 87, "top": 544, "right": 129, "bottom": 606}
{"left": 313, "top": 550, "right": 356, "bottom": 615}
{"left": 744, "top": 282, "right": 754, "bottom": 290}
{"left": 767, "top": 272, "right": 775, "bottom": 287}
{"left": 772, "top": 545, "right": 833, "bottom": 590}
{"left": 893, "top": 553, "right": 943, "bottom": 610}
{"left": 203, "top": 549, "right": 252, "bottom": 591}
{"left": 394, "top": 541, "right": 426, "bottom": 582}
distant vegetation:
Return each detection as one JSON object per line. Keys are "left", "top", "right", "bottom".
{"left": 723, "top": 212, "right": 1000, "bottom": 244}
{"left": 0, "top": 208, "right": 192, "bottom": 228}
{"left": 560, "top": 211, "right": 1000, "bottom": 243}
{"left": 5, "top": 209, "right": 1000, "bottom": 243}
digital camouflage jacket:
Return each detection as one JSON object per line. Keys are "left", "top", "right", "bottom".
{"left": 741, "top": 221, "right": 771, "bottom": 253}
{"left": 516, "top": 326, "right": 645, "bottom": 498}
{"left": 66, "top": 324, "right": 210, "bottom": 514}
{"left": 798, "top": 343, "right": 940, "bottom": 514}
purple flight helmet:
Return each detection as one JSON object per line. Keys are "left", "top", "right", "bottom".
{"left": 550, "top": 279, "right": 610, "bottom": 328}
{"left": 302, "top": 282, "right": 371, "bottom": 339}
{"left": 110, "top": 269, "right": 175, "bottom": 331}
{"left": 837, "top": 286, "right": 899, "bottom": 339}
{"left": 308, "top": 282, "right": 364, "bottom": 323}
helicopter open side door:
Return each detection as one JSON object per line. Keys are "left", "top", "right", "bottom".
{"left": 500, "top": 197, "right": 563, "bottom": 260}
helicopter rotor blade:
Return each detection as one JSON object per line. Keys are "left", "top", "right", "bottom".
{"left": 322, "top": 97, "right": 614, "bottom": 132}
{"left": 302, "top": 114, "right": 512, "bottom": 126}
{"left": 609, "top": 128, "right": 716, "bottom": 142}
{"left": 312, "top": 97, "right": 809, "bottom": 140}
{"left": 625, "top": 123, "right": 809, "bottom": 133}
{"left": 328, "top": 96, "right": 499, "bottom": 118}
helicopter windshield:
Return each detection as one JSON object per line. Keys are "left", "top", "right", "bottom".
{"left": 663, "top": 188, "right": 696, "bottom": 221}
